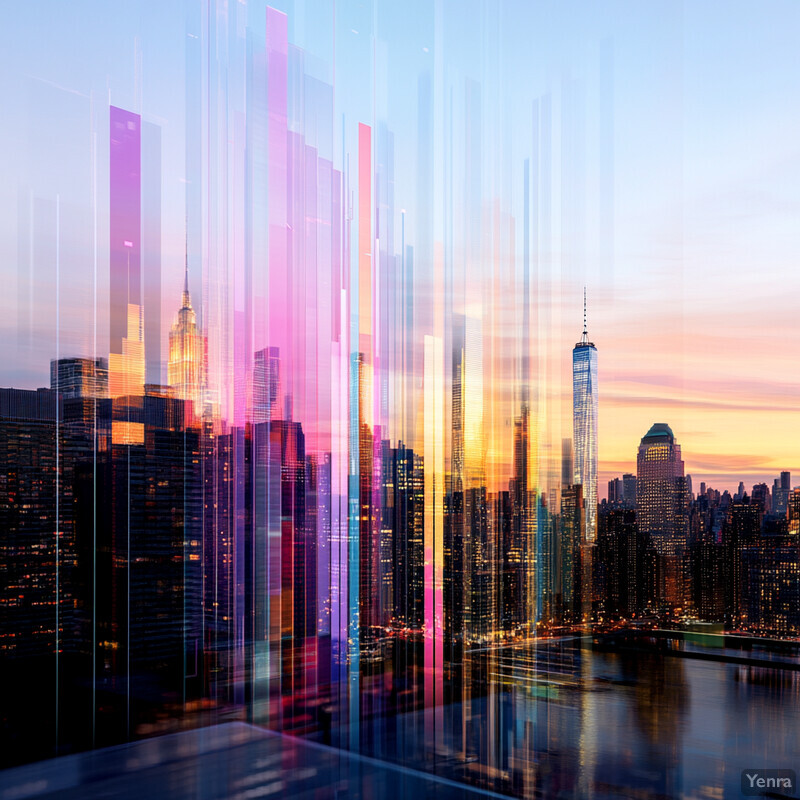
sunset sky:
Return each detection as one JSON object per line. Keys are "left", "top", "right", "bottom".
{"left": 1, "top": 1, "right": 798, "bottom": 497}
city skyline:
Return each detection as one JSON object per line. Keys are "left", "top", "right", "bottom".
{"left": 9, "top": 315, "right": 797, "bottom": 502}
{"left": 2, "top": 2, "right": 800, "bottom": 796}
{"left": 3, "top": 268, "right": 793, "bottom": 497}
{"left": 8, "top": 326, "right": 795, "bottom": 501}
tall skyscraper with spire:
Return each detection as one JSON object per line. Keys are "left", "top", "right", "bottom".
{"left": 573, "top": 290, "right": 598, "bottom": 542}
{"left": 168, "top": 232, "right": 204, "bottom": 419}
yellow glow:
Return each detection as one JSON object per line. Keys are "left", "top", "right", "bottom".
{"left": 112, "top": 421, "right": 144, "bottom": 445}
{"left": 462, "top": 316, "right": 485, "bottom": 489}
{"left": 168, "top": 291, "right": 203, "bottom": 420}
{"left": 109, "top": 303, "right": 145, "bottom": 399}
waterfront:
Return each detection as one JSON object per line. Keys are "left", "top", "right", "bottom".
{"left": 353, "top": 640, "right": 800, "bottom": 798}
{"left": 2, "top": 641, "right": 799, "bottom": 799}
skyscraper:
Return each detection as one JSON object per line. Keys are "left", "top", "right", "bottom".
{"left": 559, "top": 484, "right": 584, "bottom": 621}
{"left": 253, "top": 346, "right": 280, "bottom": 423}
{"left": 104, "top": 393, "right": 203, "bottom": 742}
{"left": 773, "top": 471, "right": 791, "bottom": 516}
{"left": 608, "top": 477, "right": 622, "bottom": 507}
{"left": 636, "top": 423, "right": 688, "bottom": 606}
{"left": 0, "top": 389, "right": 68, "bottom": 662}
{"left": 597, "top": 506, "right": 655, "bottom": 619}
{"left": 573, "top": 291, "right": 598, "bottom": 541}
{"left": 50, "top": 358, "right": 109, "bottom": 400}
{"left": 787, "top": 488, "right": 800, "bottom": 536}
{"left": 623, "top": 473, "right": 637, "bottom": 509}
{"left": 751, "top": 483, "right": 771, "bottom": 516}
{"left": 561, "top": 438, "right": 574, "bottom": 487}
{"left": 167, "top": 240, "right": 204, "bottom": 420}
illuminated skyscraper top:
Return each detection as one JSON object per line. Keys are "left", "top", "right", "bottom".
{"left": 573, "top": 290, "right": 598, "bottom": 541}
{"left": 167, "top": 228, "right": 203, "bottom": 419}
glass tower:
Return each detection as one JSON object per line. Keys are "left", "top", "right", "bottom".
{"left": 573, "top": 293, "right": 598, "bottom": 542}
{"left": 636, "top": 422, "right": 687, "bottom": 605}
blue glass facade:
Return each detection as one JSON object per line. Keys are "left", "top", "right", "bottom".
{"left": 573, "top": 340, "right": 598, "bottom": 542}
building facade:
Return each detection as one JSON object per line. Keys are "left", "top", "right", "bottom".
{"left": 573, "top": 297, "right": 598, "bottom": 542}
{"left": 636, "top": 423, "right": 688, "bottom": 607}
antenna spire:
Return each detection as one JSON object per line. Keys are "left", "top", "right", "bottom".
{"left": 581, "top": 287, "right": 588, "bottom": 344}
{"left": 182, "top": 215, "right": 191, "bottom": 308}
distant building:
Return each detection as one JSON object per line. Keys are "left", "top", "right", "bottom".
{"left": 751, "top": 483, "right": 771, "bottom": 517}
{"left": 788, "top": 488, "right": 800, "bottom": 536}
{"left": 561, "top": 438, "right": 573, "bottom": 487}
{"left": 773, "top": 471, "right": 791, "bottom": 516}
{"left": 253, "top": 346, "right": 280, "bottom": 423}
{"left": 385, "top": 444, "right": 424, "bottom": 629}
{"left": 608, "top": 477, "right": 622, "bottom": 507}
{"left": 508, "top": 414, "right": 533, "bottom": 631}
{"left": 50, "top": 357, "right": 109, "bottom": 399}
{"left": 597, "top": 507, "right": 655, "bottom": 619}
{"left": 269, "top": 418, "right": 314, "bottom": 699}
{"left": 636, "top": 423, "right": 688, "bottom": 607}
{"left": 724, "top": 498, "right": 762, "bottom": 626}
{"left": 448, "top": 315, "right": 493, "bottom": 644}
{"left": 741, "top": 530, "right": 800, "bottom": 637}
{"left": 559, "top": 484, "right": 584, "bottom": 621}
{"left": 607, "top": 473, "right": 637, "bottom": 510}
{"left": 623, "top": 473, "right": 637, "bottom": 508}
{"left": 497, "top": 490, "right": 519, "bottom": 631}
{"left": 687, "top": 498, "right": 727, "bottom": 622}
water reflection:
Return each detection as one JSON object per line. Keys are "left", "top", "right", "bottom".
{"left": 331, "top": 639, "right": 799, "bottom": 799}
{"left": 3, "top": 642, "right": 799, "bottom": 799}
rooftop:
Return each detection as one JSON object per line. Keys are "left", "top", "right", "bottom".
{"left": 641, "top": 422, "right": 676, "bottom": 444}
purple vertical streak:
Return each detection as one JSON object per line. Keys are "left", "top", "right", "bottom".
{"left": 287, "top": 130, "right": 303, "bottom": 426}
{"left": 338, "top": 144, "right": 352, "bottom": 721}
{"left": 249, "top": 43, "right": 269, "bottom": 364}
{"left": 141, "top": 121, "right": 161, "bottom": 384}
{"left": 109, "top": 106, "right": 140, "bottom": 355}
{"left": 266, "top": 5, "right": 288, "bottom": 724}
{"left": 304, "top": 143, "right": 318, "bottom": 449}
{"left": 304, "top": 138, "right": 320, "bottom": 694}
{"left": 233, "top": 111, "right": 248, "bottom": 430}
{"left": 267, "top": 6, "right": 288, "bottom": 406}
{"left": 330, "top": 164, "right": 347, "bottom": 685}
{"left": 317, "top": 155, "right": 333, "bottom": 649}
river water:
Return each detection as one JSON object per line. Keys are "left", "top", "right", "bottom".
{"left": 354, "top": 638, "right": 800, "bottom": 798}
